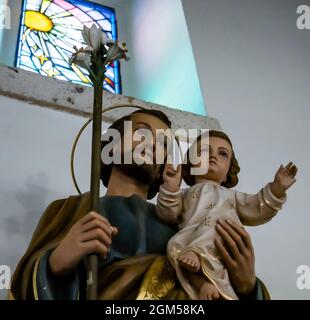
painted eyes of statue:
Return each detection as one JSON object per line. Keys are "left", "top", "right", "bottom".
{"left": 219, "top": 151, "right": 228, "bottom": 159}
{"left": 197, "top": 146, "right": 228, "bottom": 160}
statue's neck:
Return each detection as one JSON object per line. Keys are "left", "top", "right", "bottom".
{"left": 106, "top": 166, "right": 148, "bottom": 200}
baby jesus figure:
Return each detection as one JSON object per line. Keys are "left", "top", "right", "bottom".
{"left": 156, "top": 130, "right": 297, "bottom": 300}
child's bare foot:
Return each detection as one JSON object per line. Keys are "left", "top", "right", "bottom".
{"left": 199, "top": 282, "right": 220, "bottom": 300}
{"left": 178, "top": 250, "right": 200, "bottom": 272}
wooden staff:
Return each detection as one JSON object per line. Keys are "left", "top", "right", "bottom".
{"left": 86, "top": 49, "right": 105, "bottom": 300}
{"left": 69, "top": 25, "right": 129, "bottom": 300}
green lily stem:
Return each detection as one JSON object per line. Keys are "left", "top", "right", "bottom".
{"left": 86, "top": 52, "right": 105, "bottom": 300}
{"left": 88, "top": 68, "right": 98, "bottom": 82}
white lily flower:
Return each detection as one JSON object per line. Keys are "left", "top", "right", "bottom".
{"left": 83, "top": 24, "right": 107, "bottom": 52}
{"left": 105, "top": 40, "right": 129, "bottom": 64}
{"left": 69, "top": 26, "right": 129, "bottom": 84}
{"left": 69, "top": 46, "right": 92, "bottom": 70}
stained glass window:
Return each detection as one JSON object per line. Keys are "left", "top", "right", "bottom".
{"left": 16, "top": 0, "right": 121, "bottom": 94}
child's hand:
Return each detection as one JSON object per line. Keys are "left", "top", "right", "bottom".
{"left": 162, "top": 163, "right": 182, "bottom": 193}
{"left": 274, "top": 162, "right": 298, "bottom": 192}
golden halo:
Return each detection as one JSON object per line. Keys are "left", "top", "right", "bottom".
{"left": 71, "top": 104, "right": 148, "bottom": 194}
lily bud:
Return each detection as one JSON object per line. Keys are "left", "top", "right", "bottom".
{"left": 69, "top": 51, "right": 91, "bottom": 70}
{"left": 105, "top": 40, "right": 129, "bottom": 64}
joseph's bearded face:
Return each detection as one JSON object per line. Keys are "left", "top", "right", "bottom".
{"left": 115, "top": 113, "right": 171, "bottom": 186}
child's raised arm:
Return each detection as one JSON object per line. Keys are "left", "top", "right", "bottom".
{"left": 235, "top": 162, "right": 297, "bottom": 226}
{"left": 162, "top": 163, "right": 182, "bottom": 193}
{"left": 269, "top": 162, "right": 298, "bottom": 198}
{"left": 156, "top": 164, "right": 183, "bottom": 224}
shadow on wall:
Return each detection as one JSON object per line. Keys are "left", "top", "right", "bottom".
{"left": 0, "top": 172, "right": 63, "bottom": 300}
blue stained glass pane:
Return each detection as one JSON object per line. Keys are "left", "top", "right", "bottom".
{"left": 27, "top": 3, "right": 40, "bottom": 11}
{"left": 76, "top": 4, "right": 92, "bottom": 12}
{"left": 56, "top": 66, "right": 82, "bottom": 81}
{"left": 16, "top": 0, "right": 121, "bottom": 94}
{"left": 87, "top": 10, "right": 104, "bottom": 20}
{"left": 22, "top": 44, "right": 31, "bottom": 55}
{"left": 29, "top": 0, "right": 43, "bottom": 6}
{"left": 97, "top": 20, "right": 112, "bottom": 31}
{"left": 102, "top": 13, "right": 111, "bottom": 20}
{"left": 53, "top": 58, "right": 69, "bottom": 68}
{"left": 54, "top": 16, "right": 83, "bottom": 28}
{"left": 103, "top": 84, "right": 113, "bottom": 93}
{"left": 106, "top": 67, "right": 114, "bottom": 78}
{"left": 46, "top": 42, "right": 63, "bottom": 60}
{"left": 32, "top": 56, "right": 42, "bottom": 70}
{"left": 47, "top": 3, "right": 67, "bottom": 14}
{"left": 21, "top": 55, "right": 36, "bottom": 68}
{"left": 53, "top": 25, "right": 84, "bottom": 43}
{"left": 54, "top": 37, "right": 76, "bottom": 53}
{"left": 29, "top": 32, "right": 42, "bottom": 49}
{"left": 55, "top": 75, "right": 69, "bottom": 81}
{"left": 27, "top": 0, "right": 41, "bottom": 10}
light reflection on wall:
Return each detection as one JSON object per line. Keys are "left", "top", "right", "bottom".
{"left": 127, "top": 0, "right": 206, "bottom": 115}
{"left": 0, "top": 0, "right": 9, "bottom": 49}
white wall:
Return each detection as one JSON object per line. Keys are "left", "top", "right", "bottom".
{"left": 182, "top": 0, "right": 310, "bottom": 299}
{"left": 0, "top": 95, "right": 111, "bottom": 299}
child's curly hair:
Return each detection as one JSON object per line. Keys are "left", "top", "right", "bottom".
{"left": 182, "top": 130, "right": 240, "bottom": 188}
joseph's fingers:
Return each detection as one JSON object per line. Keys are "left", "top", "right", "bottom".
{"left": 81, "top": 218, "right": 113, "bottom": 236}
{"left": 81, "top": 228, "right": 112, "bottom": 247}
{"left": 226, "top": 220, "right": 253, "bottom": 251}
{"left": 77, "top": 211, "right": 100, "bottom": 225}
{"left": 83, "top": 240, "right": 109, "bottom": 259}
{"left": 111, "top": 226, "right": 118, "bottom": 236}
{"left": 216, "top": 223, "right": 240, "bottom": 259}
{"left": 214, "top": 238, "right": 235, "bottom": 269}
{"left": 217, "top": 219, "right": 248, "bottom": 255}
{"left": 78, "top": 211, "right": 110, "bottom": 226}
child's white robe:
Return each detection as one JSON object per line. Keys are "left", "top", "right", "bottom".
{"left": 156, "top": 181, "right": 286, "bottom": 299}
